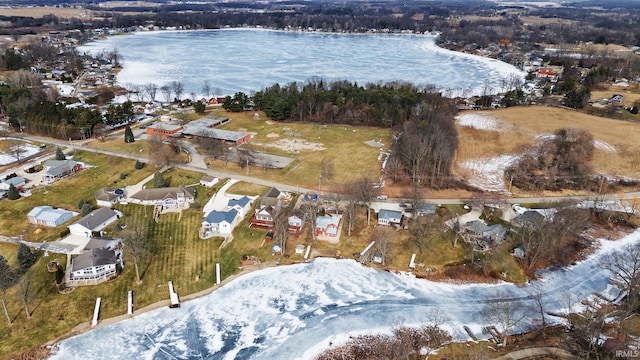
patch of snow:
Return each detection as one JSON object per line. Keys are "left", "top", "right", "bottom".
{"left": 461, "top": 154, "right": 519, "bottom": 193}
{"left": 594, "top": 140, "right": 616, "bottom": 153}
{"left": 0, "top": 143, "right": 41, "bottom": 165}
{"left": 455, "top": 113, "right": 501, "bottom": 131}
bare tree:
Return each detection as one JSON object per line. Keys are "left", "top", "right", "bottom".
{"left": 144, "top": 83, "right": 158, "bottom": 102}
{"left": 132, "top": 84, "right": 145, "bottom": 102}
{"left": 171, "top": 81, "right": 184, "bottom": 102}
{"left": 146, "top": 135, "right": 175, "bottom": 168}
{"left": 9, "top": 139, "right": 28, "bottom": 163}
{"left": 122, "top": 222, "right": 152, "bottom": 284}
{"left": 319, "top": 156, "right": 335, "bottom": 182}
{"left": 93, "top": 123, "right": 108, "bottom": 142}
{"left": 352, "top": 174, "right": 379, "bottom": 225}
{"left": 272, "top": 209, "right": 290, "bottom": 255}
{"left": 202, "top": 80, "right": 211, "bottom": 99}
{"left": 481, "top": 293, "right": 527, "bottom": 346}
{"left": 0, "top": 255, "right": 16, "bottom": 325}
{"left": 160, "top": 85, "right": 172, "bottom": 103}
{"left": 19, "top": 274, "right": 34, "bottom": 319}
{"left": 370, "top": 227, "right": 394, "bottom": 265}
{"left": 598, "top": 242, "right": 640, "bottom": 317}
{"left": 527, "top": 282, "right": 548, "bottom": 336}
{"left": 300, "top": 200, "right": 319, "bottom": 241}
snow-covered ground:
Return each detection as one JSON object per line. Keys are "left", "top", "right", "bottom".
{"left": 0, "top": 141, "right": 41, "bottom": 166}
{"left": 460, "top": 154, "right": 519, "bottom": 194}
{"left": 456, "top": 113, "right": 502, "bottom": 131}
{"left": 49, "top": 229, "right": 640, "bottom": 360}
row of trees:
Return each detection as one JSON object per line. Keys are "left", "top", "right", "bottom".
{"left": 506, "top": 128, "right": 597, "bottom": 192}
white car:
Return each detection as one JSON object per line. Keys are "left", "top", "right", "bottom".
{"left": 376, "top": 195, "right": 388, "bottom": 200}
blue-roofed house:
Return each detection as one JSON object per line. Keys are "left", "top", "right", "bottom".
{"left": 227, "top": 196, "right": 252, "bottom": 217}
{"left": 201, "top": 209, "right": 238, "bottom": 238}
{"left": 27, "top": 205, "right": 78, "bottom": 227}
{"left": 378, "top": 209, "right": 403, "bottom": 227}
{"left": 0, "top": 176, "right": 26, "bottom": 191}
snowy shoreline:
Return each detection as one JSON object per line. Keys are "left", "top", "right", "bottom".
{"left": 48, "top": 228, "right": 639, "bottom": 359}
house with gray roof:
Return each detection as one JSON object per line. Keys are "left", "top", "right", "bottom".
{"left": 462, "top": 220, "right": 506, "bottom": 247}
{"left": 378, "top": 209, "right": 403, "bottom": 227}
{"left": 128, "top": 186, "right": 195, "bottom": 210}
{"left": 201, "top": 209, "right": 238, "bottom": 238}
{"left": 68, "top": 207, "right": 120, "bottom": 237}
{"left": 95, "top": 187, "right": 125, "bottom": 207}
{"left": 42, "top": 159, "right": 82, "bottom": 184}
{"left": 27, "top": 205, "right": 78, "bottom": 227}
{"left": 69, "top": 247, "right": 119, "bottom": 285}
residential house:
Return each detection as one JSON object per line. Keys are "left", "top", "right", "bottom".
{"left": 69, "top": 247, "right": 118, "bottom": 285}
{"left": 416, "top": 203, "right": 437, "bottom": 216}
{"left": 42, "top": 159, "right": 82, "bottom": 184}
{"left": 95, "top": 187, "right": 125, "bottom": 207}
{"left": 201, "top": 209, "right": 238, "bottom": 238}
{"left": 259, "top": 187, "right": 283, "bottom": 209}
{"left": 27, "top": 205, "right": 77, "bottom": 227}
{"left": 287, "top": 211, "right": 306, "bottom": 237}
{"left": 250, "top": 205, "right": 277, "bottom": 229}
{"left": 199, "top": 175, "right": 219, "bottom": 188}
{"left": 315, "top": 214, "right": 341, "bottom": 237}
{"left": 462, "top": 220, "right": 506, "bottom": 246}
{"left": 128, "top": 186, "right": 196, "bottom": 210}
{"left": 378, "top": 209, "right": 403, "bottom": 227}
{"left": 227, "top": 196, "right": 252, "bottom": 218}
{"left": 0, "top": 176, "right": 26, "bottom": 190}
{"left": 512, "top": 210, "right": 545, "bottom": 229}
{"left": 68, "top": 207, "right": 120, "bottom": 237}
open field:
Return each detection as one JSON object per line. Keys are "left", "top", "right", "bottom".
{"left": 200, "top": 109, "right": 392, "bottom": 191}
{"left": 454, "top": 107, "right": 640, "bottom": 182}
{"left": 590, "top": 85, "right": 640, "bottom": 108}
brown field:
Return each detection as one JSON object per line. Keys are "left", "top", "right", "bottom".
{"left": 591, "top": 85, "right": 640, "bottom": 108}
{"left": 454, "top": 107, "right": 640, "bottom": 180}
{"left": 0, "top": 6, "right": 96, "bottom": 19}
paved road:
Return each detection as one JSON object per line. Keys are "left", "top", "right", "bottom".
{"left": 14, "top": 133, "right": 640, "bottom": 205}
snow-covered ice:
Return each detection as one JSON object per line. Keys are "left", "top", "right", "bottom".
{"left": 77, "top": 29, "right": 525, "bottom": 98}
{"left": 49, "top": 229, "right": 640, "bottom": 360}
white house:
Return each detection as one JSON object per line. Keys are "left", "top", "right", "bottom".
{"left": 0, "top": 176, "right": 26, "bottom": 190}
{"left": 201, "top": 209, "right": 238, "bottom": 238}
{"left": 287, "top": 211, "right": 305, "bottom": 237}
{"left": 68, "top": 207, "right": 120, "bottom": 237}
{"left": 95, "top": 187, "right": 125, "bottom": 207}
{"left": 27, "top": 205, "right": 77, "bottom": 227}
{"left": 199, "top": 175, "right": 219, "bottom": 188}
{"left": 227, "top": 196, "right": 252, "bottom": 218}
{"left": 128, "top": 186, "right": 195, "bottom": 209}
{"left": 377, "top": 209, "right": 403, "bottom": 227}
{"left": 69, "top": 248, "right": 118, "bottom": 285}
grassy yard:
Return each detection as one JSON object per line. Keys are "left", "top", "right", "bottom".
{"left": 196, "top": 108, "right": 392, "bottom": 190}
{"left": 0, "top": 151, "right": 154, "bottom": 241}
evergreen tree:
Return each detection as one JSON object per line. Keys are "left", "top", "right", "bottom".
{"left": 135, "top": 160, "right": 144, "bottom": 169}
{"left": 124, "top": 125, "right": 135, "bottom": 143}
{"left": 78, "top": 199, "right": 85, "bottom": 209}
{"left": 193, "top": 101, "right": 206, "bottom": 114}
{"left": 55, "top": 147, "right": 66, "bottom": 160}
{"left": 7, "top": 184, "right": 20, "bottom": 200}
{"left": 153, "top": 172, "right": 167, "bottom": 188}
{"left": 81, "top": 203, "right": 92, "bottom": 216}
{"left": 17, "top": 243, "right": 36, "bottom": 270}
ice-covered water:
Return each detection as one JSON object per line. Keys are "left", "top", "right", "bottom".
{"left": 77, "top": 29, "right": 524, "bottom": 98}
{"left": 50, "top": 229, "right": 640, "bottom": 360}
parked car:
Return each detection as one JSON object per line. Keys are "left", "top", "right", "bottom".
{"left": 376, "top": 195, "right": 388, "bottom": 200}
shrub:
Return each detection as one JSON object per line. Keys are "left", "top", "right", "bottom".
{"left": 120, "top": 173, "right": 127, "bottom": 180}
{"left": 135, "top": 160, "right": 144, "bottom": 170}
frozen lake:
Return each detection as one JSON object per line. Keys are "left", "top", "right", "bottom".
{"left": 50, "top": 229, "right": 639, "bottom": 359}
{"left": 78, "top": 28, "right": 524, "bottom": 98}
